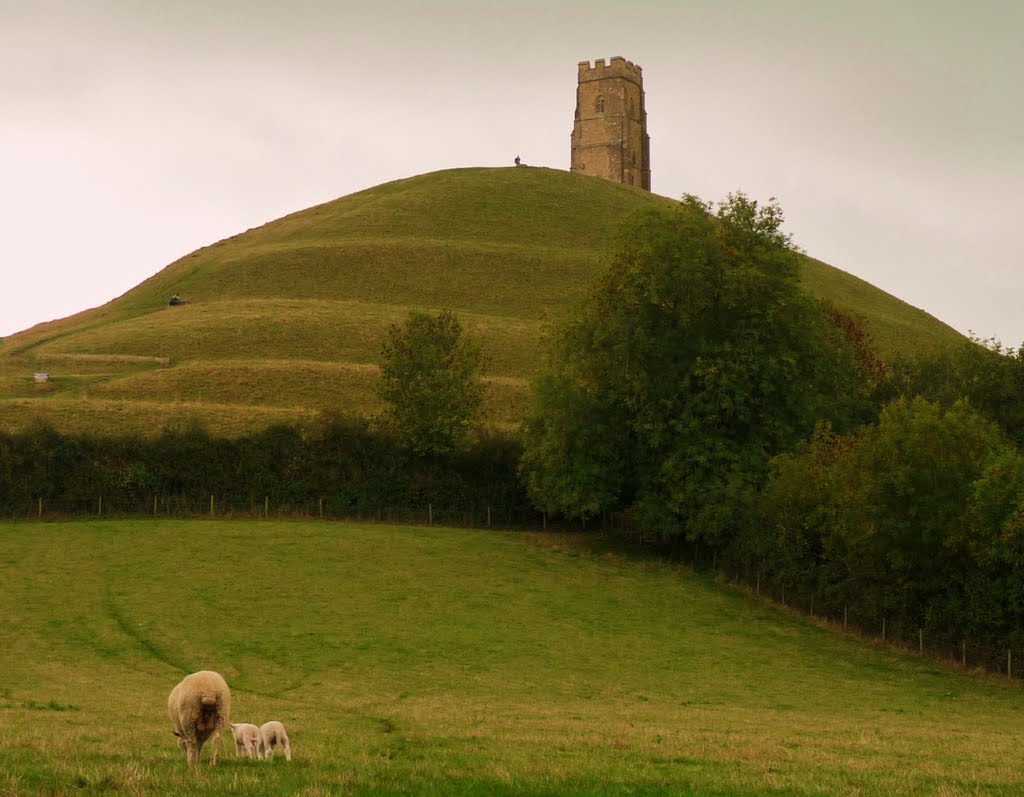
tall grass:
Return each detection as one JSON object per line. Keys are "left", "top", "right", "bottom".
{"left": 2, "top": 519, "right": 1022, "bottom": 795}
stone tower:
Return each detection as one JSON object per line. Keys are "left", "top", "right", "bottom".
{"left": 570, "top": 57, "right": 651, "bottom": 190}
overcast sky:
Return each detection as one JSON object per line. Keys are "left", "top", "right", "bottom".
{"left": 2, "top": 0, "right": 1022, "bottom": 346}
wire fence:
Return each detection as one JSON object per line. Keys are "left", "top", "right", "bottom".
{"left": 668, "top": 540, "right": 1024, "bottom": 683}
{"left": 5, "top": 495, "right": 553, "bottom": 530}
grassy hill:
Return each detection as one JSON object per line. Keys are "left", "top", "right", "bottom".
{"left": 2, "top": 519, "right": 1023, "bottom": 795}
{"left": 0, "top": 167, "right": 963, "bottom": 437}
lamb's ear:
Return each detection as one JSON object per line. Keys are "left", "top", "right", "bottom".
{"left": 172, "top": 730, "right": 183, "bottom": 738}
{"left": 230, "top": 723, "right": 236, "bottom": 730}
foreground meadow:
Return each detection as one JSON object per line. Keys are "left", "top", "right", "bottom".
{"left": 1, "top": 519, "right": 1022, "bottom": 796}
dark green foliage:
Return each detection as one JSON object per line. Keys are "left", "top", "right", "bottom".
{"left": 746, "top": 321, "right": 1024, "bottom": 659}
{"left": 521, "top": 193, "right": 863, "bottom": 545}
{"left": 892, "top": 336, "right": 1024, "bottom": 445}
{"left": 839, "top": 399, "right": 1002, "bottom": 631}
{"left": 756, "top": 421, "right": 854, "bottom": 602}
{"left": 377, "top": 309, "right": 486, "bottom": 457}
{"left": 762, "top": 397, "right": 1024, "bottom": 653}
{"left": 519, "top": 372, "right": 629, "bottom": 519}
{"left": 149, "top": 422, "right": 236, "bottom": 498}
{"left": 0, "top": 417, "right": 528, "bottom": 520}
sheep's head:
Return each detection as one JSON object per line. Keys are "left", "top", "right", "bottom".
{"left": 172, "top": 730, "right": 187, "bottom": 750}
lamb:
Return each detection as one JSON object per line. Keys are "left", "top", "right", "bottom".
{"left": 167, "top": 670, "right": 231, "bottom": 766}
{"left": 258, "top": 720, "right": 292, "bottom": 761}
{"left": 229, "top": 722, "right": 260, "bottom": 758}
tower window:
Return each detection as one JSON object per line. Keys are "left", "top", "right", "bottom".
{"left": 595, "top": 95, "right": 605, "bottom": 113}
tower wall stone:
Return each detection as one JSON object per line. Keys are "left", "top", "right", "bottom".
{"left": 570, "top": 57, "right": 651, "bottom": 190}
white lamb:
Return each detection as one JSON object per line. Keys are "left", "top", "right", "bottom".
{"left": 258, "top": 720, "right": 292, "bottom": 761}
{"left": 229, "top": 722, "right": 261, "bottom": 758}
{"left": 167, "top": 670, "right": 231, "bottom": 766}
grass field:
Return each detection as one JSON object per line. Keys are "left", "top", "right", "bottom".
{"left": 2, "top": 519, "right": 1023, "bottom": 796}
{"left": 0, "top": 167, "right": 964, "bottom": 438}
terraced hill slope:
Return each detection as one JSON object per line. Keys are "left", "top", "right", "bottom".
{"left": 0, "top": 167, "right": 962, "bottom": 436}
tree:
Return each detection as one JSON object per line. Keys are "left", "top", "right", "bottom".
{"left": 763, "top": 397, "right": 1020, "bottom": 644}
{"left": 376, "top": 309, "right": 485, "bottom": 457}
{"left": 521, "top": 193, "right": 862, "bottom": 545}
{"left": 760, "top": 421, "right": 855, "bottom": 605}
{"left": 892, "top": 335, "right": 1024, "bottom": 446}
{"left": 967, "top": 447, "right": 1024, "bottom": 647}
{"left": 519, "top": 371, "right": 630, "bottom": 519}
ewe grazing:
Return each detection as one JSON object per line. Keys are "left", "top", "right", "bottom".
{"left": 167, "top": 670, "right": 231, "bottom": 766}
{"left": 230, "top": 722, "right": 261, "bottom": 758}
{"left": 259, "top": 720, "right": 292, "bottom": 761}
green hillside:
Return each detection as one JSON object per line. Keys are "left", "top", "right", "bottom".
{"left": 0, "top": 167, "right": 963, "bottom": 437}
{"left": 3, "top": 519, "right": 1023, "bottom": 796}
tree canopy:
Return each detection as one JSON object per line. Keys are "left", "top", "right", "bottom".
{"left": 521, "top": 193, "right": 863, "bottom": 545}
{"left": 376, "top": 309, "right": 485, "bottom": 457}
{"left": 891, "top": 336, "right": 1024, "bottom": 446}
{"left": 762, "top": 397, "right": 1024, "bottom": 651}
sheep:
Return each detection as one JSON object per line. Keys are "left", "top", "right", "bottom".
{"left": 258, "top": 720, "right": 292, "bottom": 761}
{"left": 229, "top": 722, "right": 260, "bottom": 758}
{"left": 167, "top": 670, "right": 231, "bottom": 766}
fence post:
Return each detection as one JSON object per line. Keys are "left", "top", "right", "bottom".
{"left": 781, "top": 584, "right": 785, "bottom": 605}
{"left": 153, "top": 495, "right": 158, "bottom": 516}
{"left": 98, "top": 496, "right": 103, "bottom": 517}
{"left": 487, "top": 506, "right": 491, "bottom": 528}
{"left": 756, "top": 572, "right": 760, "bottom": 596}
{"left": 844, "top": 606, "right": 848, "bottom": 631}
{"left": 810, "top": 594, "right": 814, "bottom": 618}
{"left": 38, "top": 497, "right": 42, "bottom": 519}
{"left": 882, "top": 616, "right": 886, "bottom": 642}
{"left": 712, "top": 550, "right": 717, "bottom": 572}
{"left": 210, "top": 495, "right": 214, "bottom": 517}
{"left": 265, "top": 496, "right": 269, "bottom": 518}
{"left": 1009, "top": 650, "right": 1013, "bottom": 680}
{"left": 319, "top": 497, "right": 323, "bottom": 518}
{"left": 428, "top": 504, "right": 432, "bottom": 526}
{"left": 962, "top": 640, "right": 966, "bottom": 667}
{"left": 919, "top": 629, "right": 923, "bottom": 654}
{"left": 543, "top": 512, "right": 547, "bottom": 530}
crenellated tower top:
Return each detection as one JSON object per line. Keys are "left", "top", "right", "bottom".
{"left": 577, "top": 57, "right": 644, "bottom": 84}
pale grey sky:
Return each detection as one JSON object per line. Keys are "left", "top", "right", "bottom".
{"left": 2, "top": 0, "right": 1022, "bottom": 346}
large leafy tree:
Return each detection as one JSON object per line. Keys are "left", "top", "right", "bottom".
{"left": 376, "top": 309, "right": 485, "bottom": 457}
{"left": 521, "top": 193, "right": 861, "bottom": 545}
